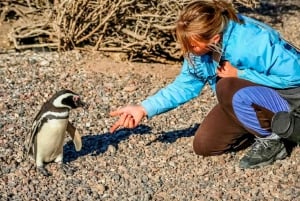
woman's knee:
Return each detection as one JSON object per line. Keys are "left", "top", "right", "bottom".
{"left": 193, "top": 131, "right": 219, "bottom": 156}
{"left": 193, "top": 138, "right": 212, "bottom": 156}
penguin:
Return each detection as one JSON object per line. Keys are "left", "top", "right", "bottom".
{"left": 26, "top": 89, "right": 85, "bottom": 176}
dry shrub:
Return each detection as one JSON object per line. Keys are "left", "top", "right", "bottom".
{"left": 0, "top": 0, "right": 258, "bottom": 62}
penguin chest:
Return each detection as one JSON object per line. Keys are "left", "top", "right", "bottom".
{"left": 36, "top": 119, "right": 68, "bottom": 162}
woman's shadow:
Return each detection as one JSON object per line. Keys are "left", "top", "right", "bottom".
{"left": 63, "top": 123, "right": 199, "bottom": 163}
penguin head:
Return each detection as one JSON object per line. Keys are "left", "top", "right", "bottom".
{"left": 52, "top": 89, "right": 85, "bottom": 109}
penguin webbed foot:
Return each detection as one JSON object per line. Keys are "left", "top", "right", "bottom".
{"left": 61, "top": 163, "right": 77, "bottom": 175}
{"left": 37, "top": 166, "right": 52, "bottom": 177}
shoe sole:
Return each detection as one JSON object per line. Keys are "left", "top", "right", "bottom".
{"left": 240, "top": 148, "right": 288, "bottom": 169}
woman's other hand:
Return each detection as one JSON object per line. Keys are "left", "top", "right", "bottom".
{"left": 217, "top": 61, "right": 238, "bottom": 78}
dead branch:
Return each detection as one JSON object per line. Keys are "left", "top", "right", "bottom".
{"left": 1, "top": 0, "right": 260, "bottom": 62}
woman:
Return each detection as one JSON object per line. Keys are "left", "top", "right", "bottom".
{"left": 109, "top": 0, "right": 300, "bottom": 169}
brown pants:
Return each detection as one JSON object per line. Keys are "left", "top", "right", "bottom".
{"left": 193, "top": 78, "right": 275, "bottom": 156}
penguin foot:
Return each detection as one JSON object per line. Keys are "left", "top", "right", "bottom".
{"left": 61, "top": 163, "right": 77, "bottom": 175}
{"left": 37, "top": 166, "right": 52, "bottom": 177}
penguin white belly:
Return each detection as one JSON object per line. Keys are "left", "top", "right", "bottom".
{"left": 36, "top": 119, "right": 68, "bottom": 163}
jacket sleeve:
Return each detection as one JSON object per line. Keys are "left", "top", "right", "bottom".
{"left": 141, "top": 59, "right": 206, "bottom": 118}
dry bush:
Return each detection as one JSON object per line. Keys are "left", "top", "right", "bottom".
{"left": 0, "top": 0, "right": 259, "bottom": 62}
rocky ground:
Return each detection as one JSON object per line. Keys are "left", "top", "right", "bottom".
{"left": 1, "top": 1, "right": 300, "bottom": 200}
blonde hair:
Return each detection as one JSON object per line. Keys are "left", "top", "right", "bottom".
{"left": 176, "top": 0, "right": 242, "bottom": 57}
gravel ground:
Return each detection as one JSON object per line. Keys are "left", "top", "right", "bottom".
{"left": 1, "top": 2, "right": 300, "bottom": 200}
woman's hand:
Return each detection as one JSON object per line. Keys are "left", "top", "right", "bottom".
{"left": 109, "top": 105, "right": 147, "bottom": 133}
{"left": 217, "top": 61, "right": 238, "bottom": 78}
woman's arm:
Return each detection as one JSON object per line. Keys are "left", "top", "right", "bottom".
{"left": 141, "top": 59, "right": 207, "bottom": 118}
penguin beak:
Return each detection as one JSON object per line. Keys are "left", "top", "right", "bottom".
{"left": 77, "top": 100, "right": 86, "bottom": 108}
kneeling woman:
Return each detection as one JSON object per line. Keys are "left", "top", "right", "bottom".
{"left": 109, "top": 0, "right": 300, "bottom": 169}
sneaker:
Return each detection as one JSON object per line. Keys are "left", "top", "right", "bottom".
{"left": 239, "top": 138, "right": 288, "bottom": 169}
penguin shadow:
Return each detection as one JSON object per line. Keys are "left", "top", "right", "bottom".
{"left": 238, "top": 1, "right": 300, "bottom": 25}
{"left": 63, "top": 124, "right": 152, "bottom": 163}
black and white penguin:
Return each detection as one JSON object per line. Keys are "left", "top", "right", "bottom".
{"left": 26, "top": 89, "right": 85, "bottom": 176}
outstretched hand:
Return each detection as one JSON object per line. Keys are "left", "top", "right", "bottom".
{"left": 217, "top": 61, "right": 238, "bottom": 78}
{"left": 109, "top": 105, "right": 147, "bottom": 133}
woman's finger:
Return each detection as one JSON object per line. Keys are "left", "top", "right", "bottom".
{"left": 109, "top": 113, "right": 128, "bottom": 133}
{"left": 128, "top": 117, "right": 135, "bottom": 128}
{"left": 123, "top": 114, "right": 131, "bottom": 127}
{"left": 110, "top": 109, "right": 122, "bottom": 117}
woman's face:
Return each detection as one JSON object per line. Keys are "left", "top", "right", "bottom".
{"left": 189, "top": 38, "right": 211, "bottom": 55}
{"left": 188, "top": 34, "right": 220, "bottom": 56}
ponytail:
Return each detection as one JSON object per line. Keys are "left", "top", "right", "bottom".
{"left": 213, "top": 0, "right": 240, "bottom": 23}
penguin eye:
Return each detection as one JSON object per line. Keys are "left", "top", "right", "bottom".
{"left": 73, "top": 96, "right": 79, "bottom": 103}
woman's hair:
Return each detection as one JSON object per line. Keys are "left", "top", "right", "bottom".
{"left": 176, "top": 0, "right": 241, "bottom": 57}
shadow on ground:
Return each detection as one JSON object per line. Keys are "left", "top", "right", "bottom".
{"left": 238, "top": 1, "right": 300, "bottom": 24}
{"left": 63, "top": 124, "right": 199, "bottom": 163}
{"left": 145, "top": 123, "right": 199, "bottom": 145}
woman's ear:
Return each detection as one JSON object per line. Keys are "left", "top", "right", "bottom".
{"left": 211, "top": 34, "right": 221, "bottom": 44}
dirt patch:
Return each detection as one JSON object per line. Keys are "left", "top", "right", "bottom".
{"left": 83, "top": 52, "right": 181, "bottom": 79}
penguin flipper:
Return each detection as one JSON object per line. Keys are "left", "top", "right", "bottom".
{"left": 66, "top": 121, "right": 82, "bottom": 151}
{"left": 26, "top": 118, "right": 42, "bottom": 157}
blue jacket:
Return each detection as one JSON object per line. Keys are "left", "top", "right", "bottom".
{"left": 141, "top": 15, "right": 300, "bottom": 118}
